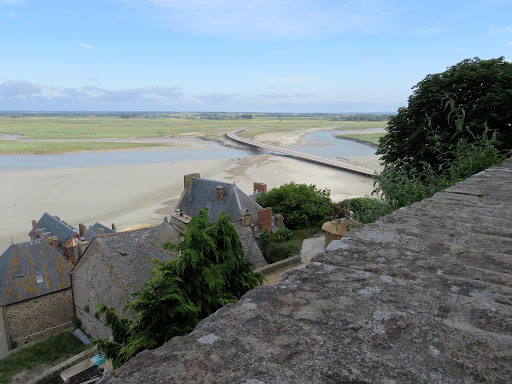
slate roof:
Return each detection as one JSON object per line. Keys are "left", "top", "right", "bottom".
{"left": 28, "top": 212, "right": 79, "bottom": 244}
{"left": 178, "top": 178, "right": 262, "bottom": 225}
{"left": 74, "top": 220, "right": 181, "bottom": 295}
{"left": 0, "top": 240, "right": 73, "bottom": 306}
{"left": 83, "top": 222, "right": 115, "bottom": 243}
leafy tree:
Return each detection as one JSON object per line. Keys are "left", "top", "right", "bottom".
{"left": 378, "top": 57, "right": 512, "bottom": 172}
{"left": 96, "top": 209, "right": 264, "bottom": 368}
{"left": 256, "top": 182, "right": 332, "bottom": 229}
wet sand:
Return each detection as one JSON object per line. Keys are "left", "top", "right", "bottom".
{"left": 0, "top": 142, "right": 381, "bottom": 252}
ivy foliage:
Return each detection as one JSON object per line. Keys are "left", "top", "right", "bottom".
{"left": 256, "top": 182, "right": 333, "bottom": 230}
{"left": 377, "top": 57, "right": 512, "bottom": 172}
{"left": 96, "top": 209, "right": 264, "bottom": 368}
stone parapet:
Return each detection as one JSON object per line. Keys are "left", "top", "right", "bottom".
{"left": 101, "top": 160, "right": 512, "bottom": 384}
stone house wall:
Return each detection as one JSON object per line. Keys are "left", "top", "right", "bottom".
{"left": 0, "top": 307, "right": 8, "bottom": 359}
{"left": 4, "top": 288, "right": 73, "bottom": 348}
{"left": 72, "top": 241, "right": 131, "bottom": 339}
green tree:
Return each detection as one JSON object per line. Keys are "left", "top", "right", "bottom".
{"left": 378, "top": 57, "right": 512, "bottom": 172}
{"left": 96, "top": 209, "right": 264, "bottom": 368}
{"left": 256, "top": 182, "right": 333, "bottom": 229}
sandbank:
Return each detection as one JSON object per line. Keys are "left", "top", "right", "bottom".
{"left": 0, "top": 132, "right": 381, "bottom": 252}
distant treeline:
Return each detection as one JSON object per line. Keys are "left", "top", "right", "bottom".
{"left": 0, "top": 111, "right": 394, "bottom": 121}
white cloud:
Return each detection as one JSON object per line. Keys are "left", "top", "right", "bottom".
{"left": 76, "top": 42, "right": 95, "bottom": 49}
{"left": 136, "top": 0, "right": 397, "bottom": 38}
{"left": 0, "top": 81, "right": 184, "bottom": 109}
{"left": 0, "top": 81, "right": 42, "bottom": 97}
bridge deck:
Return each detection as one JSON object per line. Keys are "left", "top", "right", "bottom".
{"left": 227, "top": 130, "right": 374, "bottom": 177}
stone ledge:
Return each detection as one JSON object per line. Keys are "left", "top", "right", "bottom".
{"left": 100, "top": 159, "right": 512, "bottom": 384}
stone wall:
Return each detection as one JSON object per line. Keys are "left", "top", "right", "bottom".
{"left": 5, "top": 289, "right": 73, "bottom": 348}
{"left": 0, "top": 307, "right": 8, "bottom": 359}
{"left": 72, "top": 241, "right": 129, "bottom": 339}
{"left": 101, "top": 160, "right": 512, "bottom": 383}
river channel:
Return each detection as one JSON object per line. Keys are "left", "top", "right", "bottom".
{"left": 0, "top": 131, "right": 377, "bottom": 171}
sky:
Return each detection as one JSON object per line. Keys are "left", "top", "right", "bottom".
{"left": 0, "top": 0, "right": 511, "bottom": 113}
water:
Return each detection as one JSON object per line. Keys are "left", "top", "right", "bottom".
{"left": 0, "top": 132, "right": 376, "bottom": 171}
{"left": 291, "top": 131, "right": 376, "bottom": 157}
{"left": 0, "top": 144, "right": 253, "bottom": 171}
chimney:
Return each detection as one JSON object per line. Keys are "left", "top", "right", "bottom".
{"left": 241, "top": 210, "right": 252, "bottom": 228}
{"left": 112, "top": 223, "right": 117, "bottom": 231}
{"left": 45, "top": 236, "right": 58, "bottom": 250}
{"left": 184, "top": 173, "right": 200, "bottom": 190}
{"left": 35, "top": 229, "right": 43, "bottom": 239}
{"left": 77, "top": 239, "right": 89, "bottom": 260}
{"left": 79, "top": 223, "right": 86, "bottom": 237}
{"left": 63, "top": 244, "right": 76, "bottom": 265}
{"left": 253, "top": 182, "right": 267, "bottom": 194}
{"left": 32, "top": 220, "right": 37, "bottom": 233}
{"left": 258, "top": 207, "right": 272, "bottom": 233}
{"left": 216, "top": 186, "right": 224, "bottom": 203}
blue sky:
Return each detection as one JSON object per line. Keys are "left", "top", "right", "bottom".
{"left": 0, "top": 0, "right": 511, "bottom": 112}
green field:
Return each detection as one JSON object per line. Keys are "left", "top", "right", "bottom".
{"left": 336, "top": 133, "right": 385, "bottom": 145}
{"left": 0, "top": 116, "right": 387, "bottom": 153}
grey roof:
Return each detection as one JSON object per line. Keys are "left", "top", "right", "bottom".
{"left": 74, "top": 220, "right": 181, "bottom": 295}
{"left": 178, "top": 178, "right": 263, "bottom": 225}
{"left": 28, "top": 212, "right": 79, "bottom": 244}
{"left": 83, "top": 222, "right": 115, "bottom": 243}
{"left": 0, "top": 240, "right": 72, "bottom": 306}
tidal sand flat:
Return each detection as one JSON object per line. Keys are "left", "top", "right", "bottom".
{"left": 0, "top": 131, "right": 380, "bottom": 252}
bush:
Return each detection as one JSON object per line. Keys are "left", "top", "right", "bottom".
{"left": 340, "top": 197, "right": 388, "bottom": 224}
{"left": 261, "top": 240, "right": 302, "bottom": 264}
{"left": 256, "top": 182, "right": 333, "bottom": 230}
{"left": 377, "top": 57, "right": 512, "bottom": 173}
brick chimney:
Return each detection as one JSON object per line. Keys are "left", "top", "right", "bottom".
{"left": 258, "top": 207, "right": 272, "bottom": 233}
{"left": 32, "top": 220, "right": 37, "bottom": 234}
{"left": 62, "top": 244, "right": 76, "bottom": 265}
{"left": 216, "top": 186, "right": 224, "bottom": 203}
{"left": 79, "top": 223, "right": 86, "bottom": 237}
{"left": 184, "top": 173, "right": 200, "bottom": 189}
{"left": 253, "top": 182, "right": 267, "bottom": 194}
{"left": 112, "top": 223, "right": 117, "bottom": 231}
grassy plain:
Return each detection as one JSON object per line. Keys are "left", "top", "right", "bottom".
{"left": 0, "top": 141, "right": 160, "bottom": 153}
{"left": 0, "top": 116, "right": 387, "bottom": 153}
{"left": 336, "top": 133, "right": 385, "bottom": 145}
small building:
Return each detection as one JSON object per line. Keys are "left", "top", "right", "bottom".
{"left": 0, "top": 240, "right": 74, "bottom": 358}
{"left": 82, "top": 222, "right": 116, "bottom": 243}
{"left": 71, "top": 219, "right": 181, "bottom": 339}
{"left": 28, "top": 212, "right": 79, "bottom": 246}
{"left": 321, "top": 219, "right": 358, "bottom": 249}
{"left": 172, "top": 174, "right": 269, "bottom": 268}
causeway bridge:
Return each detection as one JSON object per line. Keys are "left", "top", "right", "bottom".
{"left": 227, "top": 129, "right": 374, "bottom": 177}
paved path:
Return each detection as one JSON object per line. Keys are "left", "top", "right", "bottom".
{"left": 227, "top": 130, "right": 374, "bottom": 177}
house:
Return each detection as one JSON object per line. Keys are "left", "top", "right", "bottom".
{"left": 0, "top": 239, "right": 74, "bottom": 358}
{"left": 29, "top": 212, "right": 79, "bottom": 246}
{"left": 71, "top": 218, "right": 181, "bottom": 339}
{"left": 172, "top": 174, "right": 269, "bottom": 268}
{"left": 82, "top": 223, "right": 116, "bottom": 243}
